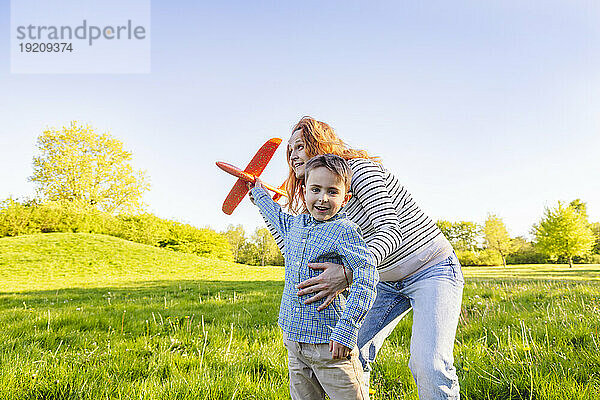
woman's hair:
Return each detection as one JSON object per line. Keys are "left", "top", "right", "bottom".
{"left": 285, "top": 116, "right": 380, "bottom": 214}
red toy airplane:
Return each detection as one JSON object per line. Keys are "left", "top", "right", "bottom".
{"left": 216, "top": 138, "right": 287, "bottom": 215}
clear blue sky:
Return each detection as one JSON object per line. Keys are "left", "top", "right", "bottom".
{"left": 1, "top": 1, "right": 599, "bottom": 238}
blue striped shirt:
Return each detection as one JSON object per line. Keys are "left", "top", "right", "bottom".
{"left": 251, "top": 185, "right": 378, "bottom": 348}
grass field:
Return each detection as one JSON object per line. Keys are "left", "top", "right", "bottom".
{"left": 1, "top": 233, "right": 599, "bottom": 399}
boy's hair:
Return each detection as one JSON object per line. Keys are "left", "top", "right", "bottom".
{"left": 304, "top": 154, "right": 353, "bottom": 192}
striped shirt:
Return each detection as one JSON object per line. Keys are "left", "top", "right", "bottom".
{"left": 251, "top": 185, "right": 378, "bottom": 348}
{"left": 264, "top": 158, "right": 451, "bottom": 281}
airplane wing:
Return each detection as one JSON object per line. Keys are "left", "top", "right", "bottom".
{"left": 243, "top": 138, "right": 282, "bottom": 176}
{"left": 221, "top": 138, "right": 282, "bottom": 215}
{"left": 222, "top": 178, "right": 249, "bottom": 215}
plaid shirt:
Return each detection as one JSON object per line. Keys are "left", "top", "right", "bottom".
{"left": 251, "top": 186, "right": 378, "bottom": 348}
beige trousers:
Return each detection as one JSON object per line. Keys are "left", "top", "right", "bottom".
{"left": 283, "top": 334, "right": 369, "bottom": 400}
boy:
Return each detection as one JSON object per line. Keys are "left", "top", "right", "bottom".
{"left": 248, "top": 154, "right": 378, "bottom": 400}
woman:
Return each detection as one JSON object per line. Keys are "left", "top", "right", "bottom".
{"left": 265, "top": 116, "right": 464, "bottom": 399}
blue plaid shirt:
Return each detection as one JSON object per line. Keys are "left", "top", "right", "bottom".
{"left": 251, "top": 185, "right": 378, "bottom": 348}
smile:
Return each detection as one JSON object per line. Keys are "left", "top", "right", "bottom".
{"left": 314, "top": 205, "right": 329, "bottom": 212}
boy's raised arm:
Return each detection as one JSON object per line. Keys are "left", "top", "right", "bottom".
{"left": 248, "top": 181, "right": 293, "bottom": 239}
{"left": 329, "top": 225, "right": 379, "bottom": 349}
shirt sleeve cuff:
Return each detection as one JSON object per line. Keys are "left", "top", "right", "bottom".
{"left": 329, "top": 319, "right": 359, "bottom": 349}
{"left": 251, "top": 185, "right": 270, "bottom": 200}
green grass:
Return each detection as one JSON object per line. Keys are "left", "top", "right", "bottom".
{"left": 1, "top": 233, "right": 599, "bottom": 399}
{"left": 462, "top": 264, "right": 600, "bottom": 281}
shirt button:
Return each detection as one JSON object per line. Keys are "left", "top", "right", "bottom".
{"left": 296, "top": 262, "right": 300, "bottom": 266}
{"left": 302, "top": 239, "right": 306, "bottom": 243}
{"left": 294, "top": 307, "right": 300, "bottom": 312}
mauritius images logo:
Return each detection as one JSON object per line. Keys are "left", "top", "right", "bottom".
{"left": 11, "top": 0, "right": 151, "bottom": 74}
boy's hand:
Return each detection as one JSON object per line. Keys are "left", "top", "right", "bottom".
{"left": 246, "top": 178, "right": 264, "bottom": 205}
{"left": 329, "top": 340, "right": 351, "bottom": 359}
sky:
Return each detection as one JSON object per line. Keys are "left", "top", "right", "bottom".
{"left": 1, "top": 0, "right": 599, "bottom": 239}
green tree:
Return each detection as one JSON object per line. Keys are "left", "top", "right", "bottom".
{"left": 238, "top": 241, "right": 259, "bottom": 265}
{"left": 436, "top": 220, "right": 481, "bottom": 251}
{"left": 252, "top": 227, "right": 283, "bottom": 266}
{"left": 30, "top": 121, "right": 149, "bottom": 214}
{"left": 484, "top": 214, "right": 512, "bottom": 267}
{"left": 569, "top": 199, "right": 588, "bottom": 220}
{"left": 534, "top": 201, "right": 595, "bottom": 267}
{"left": 436, "top": 220, "right": 453, "bottom": 238}
{"left": 223, "top": 224, "right": 247, "bottom": 263}
{"left": 591, "top": 222, "right": 600, "bottom": 255}
{"left": 454, "top": 221, "right": 481, "bottom": 251}
{"left": 506, "top": 236, "right": 548, "bottom": 264}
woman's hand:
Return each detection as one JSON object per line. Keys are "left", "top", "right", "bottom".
{"left": 296, "top": 262, "right": 352, "bottom": 311}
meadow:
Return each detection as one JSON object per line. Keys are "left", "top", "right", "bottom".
{"left": 1, "top": 233, "right": 599, "bottom": 399}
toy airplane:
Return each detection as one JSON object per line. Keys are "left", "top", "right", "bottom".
{"left": 216, "top": 138, "right": 287, "bottom": 215}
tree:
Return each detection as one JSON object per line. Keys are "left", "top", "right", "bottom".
{"left": 436, "top": 220, "right": 481, "bottom": 251}
{"left": 30, "top": 121, "right": 149, "bottom": 214}
{"left": 506, "top": 236, "right": 548, "bottom": 264}
{"left": 569, "top": 199, "right": 588, "bottom": 220}
{"left": 223, "top": 224, "right": 247, "bottom": 263}
{"left": 453, "top": 221, "right": 481, "bottom": 251}
{"left": 591, "top": 222, "right": 600, "bottom": 255}
{"left": 252, "top": 227, "right": 283, "bottom": 266}
{"left": 436, "top": 220, "right": 453, "bottom": 242}
{"left": 238, "top": 241, "right": 259, "bottom": 265}
{"left": 484, "top": 214, "right": 512, "bottom": 267}
{"left": 569, "top": 200, "right": 600, "bottom": 256}
{"left": 533, "top": 201, "right": 595, "bottom": 267}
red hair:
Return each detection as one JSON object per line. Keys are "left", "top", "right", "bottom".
{"left": 284, "top": 116, "right": 380, "bottom": 214}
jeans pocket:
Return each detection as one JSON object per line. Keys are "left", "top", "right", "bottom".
{"left": 449, "top": 253, "right": 465, "bottom": 284}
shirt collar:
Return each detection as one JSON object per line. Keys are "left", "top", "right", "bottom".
{"left": 306, "top": 211, "right": 347, "bottom": 225}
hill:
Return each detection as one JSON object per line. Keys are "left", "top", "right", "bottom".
{"left": 1, "top": 234, "right": 600, "bottom": 399}
{"left": 0, "top": 233, "right": 284, "bottom": 292}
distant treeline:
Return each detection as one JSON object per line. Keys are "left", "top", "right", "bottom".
{"left": 9, "top": 122, "right": 597, "bottom": 268}
{"left": 2, "top": 198, "right": 598, "bottom": 267}
{"left": 222, "top": 225, "right": 284, "bottom": 266}
{"left": 437, "top": 201, "right": 600, "bottom": 266}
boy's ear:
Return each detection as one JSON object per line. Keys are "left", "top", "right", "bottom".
{"left": 342, "top": 192, "right": 352, "bottom": 206}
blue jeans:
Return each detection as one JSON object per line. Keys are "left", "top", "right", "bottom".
{"left": 357, "top": 253, "right": 464, "bottom": 399}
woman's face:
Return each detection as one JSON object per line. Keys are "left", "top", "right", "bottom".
{"left": 288, "top": 129, "right": 309, "bottom": 179}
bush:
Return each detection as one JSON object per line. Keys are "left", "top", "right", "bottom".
{"left": 111, "top": 214, "right": 171, "bottom": 247}
{"left": 0, "top": 199, "right": 35, "bottom": 236}
{"left": 582, "top": 254, "right": 600, "bottom": 264}
{"left": 0, "top": 198, "right": 233, "bottom": 261}
{"left": 456, "top": 249, "right": 502, "bottom": 266}
{"left": 0, "top": 198, "right": 117, "bottom": 236}
{"left": 568, "top": 254, "right": 600, "bottom": 264}
{"left": 32, "top": 200, "right": 115, "bottom": 234}
{"left": 159, "top": 222, "right": 233, "bottom": 261}
{"left": 506, "top": 245, "right": 549, "bottom": 264}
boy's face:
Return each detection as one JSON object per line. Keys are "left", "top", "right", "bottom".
{"left": 304, "top": 166, "right": 351, "bottom": 221}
